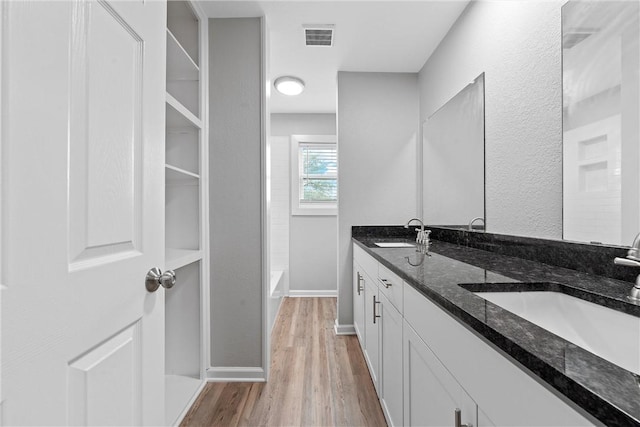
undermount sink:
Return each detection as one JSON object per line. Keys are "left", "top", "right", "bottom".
{"left": 374, "top": 242, "right": 415, "bottom": 248}
{"left": 475, "top": 291, "right": 640, "bottom": 375}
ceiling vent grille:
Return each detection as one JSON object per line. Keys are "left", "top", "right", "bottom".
{"left": 304, "top": 25, "right": 334, "bottom": 47}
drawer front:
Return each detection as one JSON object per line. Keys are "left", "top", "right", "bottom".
{"left": 354, "top": 244, "right": 379, "bottom": 280}
{"left": 378, "top": 263, "right": 403, "bottom": 313}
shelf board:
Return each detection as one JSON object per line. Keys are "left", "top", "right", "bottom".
{"left": 166, "top": 164, "right": 200, "bottom": 180}
{"left": 166, "top": 92, "right": 202, "bottom": 129}
{"left": 166, "top": 248, "right": 202, "bottom": 271}
{"left": 167, "top": 28, "right": 199, "bottom": 81}
{"left": 165, "top": 374, "right": 204, "bottom": 426}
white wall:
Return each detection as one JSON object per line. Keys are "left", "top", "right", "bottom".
{"left": 419, "top": 1, "right": 563, "bottom": 239}
{"left": 336, "top": 72, "right": 418, "bottom": 330}
{"left": 270, "top": 113, "right": 338, "bottom": 295}
{"left": 209, "top": 18, "right": 264, "bottom": 373}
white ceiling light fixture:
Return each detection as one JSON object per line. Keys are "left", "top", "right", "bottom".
{"left": 274, "top": 76, "right": 305, "bottom": 96}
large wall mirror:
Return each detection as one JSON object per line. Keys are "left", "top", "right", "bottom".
{"left": 423, "top": 73, "right": 485, "bottom": 229}
{"left": 562, "top": 1, "right": 639, "bottom": 246}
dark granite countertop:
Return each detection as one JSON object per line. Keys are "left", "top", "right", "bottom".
{"left": 352, "top": 235, "right": 640, "bottom": 427}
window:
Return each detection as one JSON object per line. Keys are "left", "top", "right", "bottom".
{"left": 290, "top": 135, "right": 337, "bottom": 215}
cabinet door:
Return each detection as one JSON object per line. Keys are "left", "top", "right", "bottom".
{"left": 379, "top": 293, "right": 404, "bottom": 427}
{"left": 353, "top": 261, "right": 366, "bottom": 347}
{"left": 403, "top": 322, "right": 477, "bottom": 427}
{"left": 363, "top": 272, "right": 381, "bottom": 392}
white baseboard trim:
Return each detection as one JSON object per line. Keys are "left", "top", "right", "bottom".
{"left": 288, "top": 289, "right": 337, "bottom": 297}
{"left": 206, "top": 367, "right": 266, "bottom": 382}
{"left": 334, "top": 319, "right": 356, "bottom": 335}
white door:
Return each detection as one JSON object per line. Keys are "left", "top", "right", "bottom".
{"left": 1, "top": 0, "right": 166, "bottom": 425}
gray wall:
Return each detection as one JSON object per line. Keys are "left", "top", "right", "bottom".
{"left": 209, "top": 17, "right": 263, "bottom": 369}
{"left": 270, "top": 113, "right": 337, "bottom": 295}
{"left": 336, "top": 72, "right": 418, "bottom": 329}
{"left": 418, "top": 1, "right": 563, "bottom": 239}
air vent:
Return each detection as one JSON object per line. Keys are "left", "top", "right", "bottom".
{"left": 304, "top": 24, "right": 334, "bottom": 47}
{"left": 563, "top": 28, "right": 597, "bottom": 49}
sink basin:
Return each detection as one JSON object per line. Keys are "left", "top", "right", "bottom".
{"left": 476, "top": 291, "right": 640, "bottom": 374}
{"left": 374, "top": 242, "right": 415, "bottom": 248}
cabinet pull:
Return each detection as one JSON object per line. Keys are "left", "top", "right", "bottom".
{"left": 373, "top": 295, "right": 381, "bottom": 324}
{"left": 380, "top": 278, "right": 392, "bottom": 288}
{"left": 357, "top": 272, "right": 363, "bottom": 295}
{"left": 454, "top": 408, "right": 471, "bottom": 427}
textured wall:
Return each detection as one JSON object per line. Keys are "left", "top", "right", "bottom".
{"left": 337, "top": 72, "right": 418, "bottom": 328}
{"left": 209, "top": 18, "right": 263, "bottom": 368}
{"left": 270, "top": 113, "right": 337, "bottom": 294}
{"left": 419, "top": 1, "right": 563, "bottom": 239}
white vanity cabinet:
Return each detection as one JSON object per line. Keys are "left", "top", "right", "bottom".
{"left": 352, "top": 242, "right": 596, "bottom": 427}
{"left": 403, "top": 282, "right": 593, "bottom": 427}
{"left": 363, "top": 269, "right": 381, "bottom": 391}
{"left": 379, "top": 292, "right": 404, "bottom": 427}
{"left": 353, "top": 245, "right": 404, "bottom": 426}
{"left": 403, "top": 322, "right": 479, "bottom": 427}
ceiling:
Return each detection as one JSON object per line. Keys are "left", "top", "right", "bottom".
{"left": 200, "top": 1, "right": 470, "bottom": 114}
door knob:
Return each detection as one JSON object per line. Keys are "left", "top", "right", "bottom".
{"left": 145, "top": 267, "right": 177, "bottom": 292}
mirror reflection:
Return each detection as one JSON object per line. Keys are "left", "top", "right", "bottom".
{"left": 562, "top": 1, "right": 640, "bottom": 246}
{"left": 422, "top": 73, "right": 485, "bottom": 230}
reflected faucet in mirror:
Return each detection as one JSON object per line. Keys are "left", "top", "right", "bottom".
{"left": 468, "top": 217, "right": 485, "bottom": 231}
{"left": 613, "top": 232, "right": 640, "bottom": 302}
{"left": 404, "top": 218, "right": 431, "bottom": 246}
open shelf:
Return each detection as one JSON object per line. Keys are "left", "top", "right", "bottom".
{"left": 167, "top": 1, "right": 199, "bottom": 66}
{"left": 165, "top": 375, "right": 202, "bottom": 426}
{"left": 166, "top": 164, "right": 200, "bottom": 180}
{"left": 166, "top": 248, "right": 202, "bottom": 271}
{"left": 166, "top": 93, "right": 201, "bottom": 129}
{"left": 167, "top": 29, "right": 199, "bottom": 82}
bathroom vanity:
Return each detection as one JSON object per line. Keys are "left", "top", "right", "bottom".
{"left": 352, "top": 227, "right": 640, "bottom": 427}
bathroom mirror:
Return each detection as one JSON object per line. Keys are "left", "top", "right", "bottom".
{"left": 562, "top": 1, "right": 640, "bottom": 246}
{"left": 422, "top": 73, "right": 485, "bottom": 230}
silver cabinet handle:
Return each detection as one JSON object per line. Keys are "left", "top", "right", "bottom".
{"left": 454, "top": 408, "right": 471, "bottom": 427}
{"left": 357, "top": 272, "right": 364, "bottom": 295}
{"left": 373, "top": 295, "right": 381, "bottom": 324}
{"left": 380, "top": 278, "right": 392, "bottom": 288}
{"left": 145, "top": 267, "right": 176, "bottom": 292}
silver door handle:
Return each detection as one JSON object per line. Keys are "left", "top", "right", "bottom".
{"left": 454, "top": 408, "right": 472, "bottom": 427}
{"left": 380, "top": 278, "right": 392, "bottom": 288}
{"left": 373, "top": 295, "right": 381, "bottom": 324}
{"left": 145, "top": 267, "right": 176, "bottom": 292}
{"left": 357, "top": 272, "right": 363, "bottom": 295}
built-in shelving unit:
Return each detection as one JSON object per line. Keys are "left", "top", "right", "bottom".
{"left": 164, "top": 1, "right": 207, "bottom": 425}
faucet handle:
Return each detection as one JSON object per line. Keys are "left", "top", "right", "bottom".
{"left": 614, "top": 257, "right": 640, "bottom": 268}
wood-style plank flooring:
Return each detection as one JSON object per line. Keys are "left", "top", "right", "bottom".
{"left": 180, "top": 297, "right": 387, "bottom": 427}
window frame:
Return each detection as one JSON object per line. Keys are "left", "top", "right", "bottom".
{"left": 290, "top": 134, "right": 338, "bottom": 216}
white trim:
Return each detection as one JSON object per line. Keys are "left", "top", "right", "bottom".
{"left": 192, "top": 0, "right": 211, "bottom": 388}
{"left": 206, "top": 367, "right": 267, "bottom": 382}
{"left": 260, "top": 16, "right": 271, "bottom": 383}
{"left": 288, "top": 289, "right": 337, "bottom": 298}
{"left": 171, "top": 380, "right": 206, "bottom": 427}
{"left": 333, "top": 320, "right": 356, "bottom": 336}
{"left": 290, "top": 134, "right": 337, "bottom": 216}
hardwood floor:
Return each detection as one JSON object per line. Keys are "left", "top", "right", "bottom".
{"left": 180, "top": 297, "right": 387, "bottom": 427}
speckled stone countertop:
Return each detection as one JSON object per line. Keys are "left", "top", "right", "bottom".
{"left": 352, "top": 234, "right": 640, "bottom": 427}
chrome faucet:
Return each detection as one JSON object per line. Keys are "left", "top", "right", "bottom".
{"left": 468, "top": 217, "right": 485, "bottom": 231}
{"left": 404, "top": 218, "right": 430, "bottom": 246}
{"left": 614, "top": 232, "right": 640, "bottom": 302}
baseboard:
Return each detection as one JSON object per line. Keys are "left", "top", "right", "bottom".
{"left": 206, "top": 367, "right": 266, "bottom": 382}
{"left": 288, "top": 289, "right": 337, "bottom": 297}
{"left": 334, "top": 319, "right": 356, "bottom": 335}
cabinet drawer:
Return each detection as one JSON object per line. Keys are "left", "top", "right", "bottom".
{"left": 378, "top": 263, "right": 403, "bottom": 313}
{"left": 354, "top": 244, "right": 379, "bottom": 280}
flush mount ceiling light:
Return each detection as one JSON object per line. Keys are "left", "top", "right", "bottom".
{"left": 274, "top": 76, "right": 305, "bottom": 96}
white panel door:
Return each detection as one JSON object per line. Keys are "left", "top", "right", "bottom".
{"left": 379, "top": 293, "right": 403, "bottom": 427}
{"left": 352, "top": 261, "right": 366, "bottom": 346}
{"left": 2, "top": 1, "right": 166, "bottom": 425}
{"left": 363, "top": 273, "right": 380, "bottom": 393}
